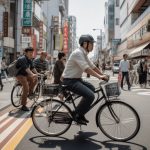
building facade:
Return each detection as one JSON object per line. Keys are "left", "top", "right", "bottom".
{"left": 117, "top": 0, "right": 150, "bottom": 59}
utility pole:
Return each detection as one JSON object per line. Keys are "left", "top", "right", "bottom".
{"left": 0, "top": 0, "right": 7, "bottom": 60}
{"left": 14, "top": 0, "right": 22, "bottom": 60}
{"left": 93, "top": 28, "right": 102, "bottom": 68}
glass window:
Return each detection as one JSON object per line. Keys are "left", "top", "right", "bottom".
{"left": 116, "top": 0, "right": 119, "bottom": 7}
{"left": 116, "top": 18, "right": 119, "bottom": 25}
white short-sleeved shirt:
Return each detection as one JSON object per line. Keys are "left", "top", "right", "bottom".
{"left": 62, "top": 47, "right": 96, "bottom": 78}
{"left": 119, "top": 59, "right": 129, "bottom": 72}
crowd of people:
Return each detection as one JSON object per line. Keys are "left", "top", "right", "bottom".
{"left": 119, "top": 54, "right": 150, "bottom": 89}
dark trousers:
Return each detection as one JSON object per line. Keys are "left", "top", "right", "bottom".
{"left": 0, "top": 73, "right": 3, "bottom": 87}
{"left": 121, "top": 72, "right": 130, "bottom": 88}
{"left": 63, "top": 78, "right": 95, "bottom": 116}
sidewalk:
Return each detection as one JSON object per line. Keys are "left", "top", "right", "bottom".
{"left": 2, "top": 77, "right": 15, "bottom": 84}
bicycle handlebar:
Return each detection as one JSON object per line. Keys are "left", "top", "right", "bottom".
{"left": 99, "top": 74, "right": 110, "bottom": 86}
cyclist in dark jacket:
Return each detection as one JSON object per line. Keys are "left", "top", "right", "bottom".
{"left": 16, "top": 47, "right": 38, "bottom": 111}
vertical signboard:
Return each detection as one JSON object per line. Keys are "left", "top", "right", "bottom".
{"left": 3, "top": 12, "right": 8, "bottom": 37}
{"left": 23, "top": 0, "right": 32, "bottom": 26}
{"left": 63, "top": 21, "right": 68, "bottom": 53}
{"left": 39, "top": 21, "right": 43, "bottom": 51}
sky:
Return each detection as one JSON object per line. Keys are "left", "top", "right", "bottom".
{"left": 69, "top": 0, "right": 106, "bottom": 41}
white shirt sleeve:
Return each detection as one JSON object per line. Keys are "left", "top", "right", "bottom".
{"left": 72, "top": 52, "right": 90, "bottom": 71}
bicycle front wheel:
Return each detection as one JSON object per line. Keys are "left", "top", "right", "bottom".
{"left": 96, "top": 101, "right": 140, "bottom": 141}
{"left": 31, "top": 99, "right": 72, "bottom": 137}
{"left": 11, "top": 84, "right": 22, "bottom": 107}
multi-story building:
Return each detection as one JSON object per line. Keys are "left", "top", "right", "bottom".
{"left": 41, "top": 0, "right": 69, "bottom": 58}
{"left": 104, "top": 0, "right": 115, "bottom": 64}
{"left": 22, "top": 0, "right": 48, "bottom": 58}
{"left": 117, "top": 0, "right": 150, "bottom": 59}
{"left": 0, "top": 0, "right": 49, "bottom": 62}
{"left": 0, "top": 0, "right": 16, "bottom": 63}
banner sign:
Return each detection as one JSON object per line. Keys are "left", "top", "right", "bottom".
{"left": 23, "top": 0, "right": 33, "bottom": 26}
{"left": 63, "top": 21, "right": 68, "bottom": 53}
{"left": 3, "top": 12, "right": 8, "bottom": 37}
{"left": 39, "top": 21, "right": 43, "bottom": 51}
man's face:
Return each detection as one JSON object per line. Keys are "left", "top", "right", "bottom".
{"left": 83, "top": 42, "right": 94, "bottom": 52}
{"left": 26, "top": 51, "right": 33, "bottom": 59}
{"left": 88, "top": 42, "right": 94, "bottom": 52}
{"left": 41, "top": 54, "right": 47, "bottom": 61}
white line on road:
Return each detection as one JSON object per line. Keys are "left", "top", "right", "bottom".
{"left": 0, "top": 112, "right": 29, "bottom": 143}
{"left": 0, "top": 113, "right": 9, "bottom": 122}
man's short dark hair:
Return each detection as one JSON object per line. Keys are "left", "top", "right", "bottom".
{"left": 24, "top": 47, "right": 34, "bottom": 52}
{"left": 58, "top": 52, "right": 65, "bottom": 60}
{"left": 123, "top": 54, "right": 128, "bottom": 57}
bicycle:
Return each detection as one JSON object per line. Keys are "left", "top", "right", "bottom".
{"left": 31, "top": 78, "right": 140, "bottom": 142}
{"left": 10, "top": 73, "right": 49, "bottom": 108}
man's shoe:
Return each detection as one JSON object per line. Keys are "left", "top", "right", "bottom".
{"left": 81, "top": 115, "right": 89, "bottom": 123}
{"left": 72, "top": 113, "right": 87, "bottom": 125}
{"left": 21, "top": 105, "right": 30, "bottom": 111}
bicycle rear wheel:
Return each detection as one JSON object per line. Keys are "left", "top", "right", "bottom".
{"left": 31, "top": 99, "right": 72, "bottom": 136}
{"left": 11, "top": 84, "right": 22, "bottom": 107}
{"left": 96, "top": 101, "right": 140, "bottom": 141}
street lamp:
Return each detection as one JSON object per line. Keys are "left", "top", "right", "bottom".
{"left": 93, "top": 28, "right": 102, "bottom": 68}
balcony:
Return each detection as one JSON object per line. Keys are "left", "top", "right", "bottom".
{"left": 130, "top": 6, "right": 150, "bottom": 30}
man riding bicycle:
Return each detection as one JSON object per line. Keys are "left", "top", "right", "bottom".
{"left": 33, "top": 51, "right": 49, "bottom": 73}
{"left": 16, "top": 47, "right": 38, "bottom": 111}
{"left": 62, "top": 34, "right": 108, "bottom": 125}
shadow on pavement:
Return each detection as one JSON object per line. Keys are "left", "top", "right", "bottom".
{"left": 8, "top": 108, "right": 31, "bottom": 118}
{"left": 29, "top": 131, "right": 147, "bottom": 150}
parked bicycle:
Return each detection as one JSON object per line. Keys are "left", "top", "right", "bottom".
{"left": 11, "top": 73, "right": 49, "bottom": 108}
{"left": 31, "top": 78, "right": 140, "bottom": 142}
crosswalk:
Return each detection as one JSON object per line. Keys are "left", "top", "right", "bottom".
{"left": 0, "top": 108, "right": 32, "bottom": 150}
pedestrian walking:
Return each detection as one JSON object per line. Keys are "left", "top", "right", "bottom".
{"left": 1, "top": 57, "right": 8, "bottom": 79}
{"left": 119, "top": 54, "right": 131, "bottom": 90}
{"left": 137, "top": 58, "right": 148, "bottom": 88}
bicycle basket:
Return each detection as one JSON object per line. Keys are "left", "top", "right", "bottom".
{"left": 104, "top": 82, "right": 121, "bottom": 97}
{"left": 42, "top": 84, "right": 59, "bottom": 96}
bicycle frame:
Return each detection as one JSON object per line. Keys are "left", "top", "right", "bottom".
{"left": 60, "top": 83, "right": 120, "bottom": 124}
{"left": 62, "top": 84, "right": 107, "bottom": 112}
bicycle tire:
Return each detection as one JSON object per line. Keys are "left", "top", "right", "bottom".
{"left": 11, "top": 84, "right": 22, "bottom": 107}
{"left": 31, "top": 99, "right": 72, "bottom": 137}
{"left": 96, "top": 101, "right": 140, "bottom": 142}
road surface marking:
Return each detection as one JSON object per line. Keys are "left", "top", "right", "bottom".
{"left": 2, "top": 118, "right": 32, "bottom": 150}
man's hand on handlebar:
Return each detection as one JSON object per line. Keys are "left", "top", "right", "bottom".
{"left": 99, "top": 74, "right": 109, "bottom": 81}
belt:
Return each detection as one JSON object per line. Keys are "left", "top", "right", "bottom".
{"left": 64, "top": 78, "right": 81, "bottom": 80}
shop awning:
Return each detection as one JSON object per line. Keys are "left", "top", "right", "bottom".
{"left": 129, "top": 42, "right": 150, "bottom": 58}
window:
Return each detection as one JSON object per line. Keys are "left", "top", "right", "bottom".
{"left": 116, "top": 0, "right": 119, "bottom": 7}
{"left": 116, "top": 18, "right": 119, "bottom": 25}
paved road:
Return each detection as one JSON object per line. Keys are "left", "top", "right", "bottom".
{"left": 0, "top": 78, "right": 15, "bottom": 109}
{"left": 16, "top": 76, "right": 150, "bottom": 150}
{"left": 0, "top": 74, "right": 150, "bottom": 149}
